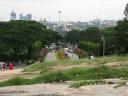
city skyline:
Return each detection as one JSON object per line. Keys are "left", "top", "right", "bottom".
{"left": 0, "top": 0, "right": 127, "bottom": 21}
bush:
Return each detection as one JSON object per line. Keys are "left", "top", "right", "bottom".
{"left": 34, "top": 71, "right": 69, "bottom": 83}
{"left": 78, "top": 41, "right": 100, "bottom": 55}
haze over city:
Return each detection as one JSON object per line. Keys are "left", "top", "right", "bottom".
{"left": 0, "top": 0, "right": 128, "bottom": 21}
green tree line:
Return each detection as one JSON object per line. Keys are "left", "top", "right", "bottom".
{"left": 0, "top": 20, "right": 61, "bottom": 63}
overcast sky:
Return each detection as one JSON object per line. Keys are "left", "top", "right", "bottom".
{"left": 0, "top": 0, "right": 127, "bottom": 21}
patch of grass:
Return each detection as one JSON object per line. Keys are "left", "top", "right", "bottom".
{"left": 96, "top": 55, "right": 128, "bottom": 65}
{"left": 23, "top": 55, "right": 128, "bottom": 73}
{"left": 39, "top": 66, "right": 50, "bottom": 74}
{"left": 65, "top": 66, "right": 128, "bottom": 80}
{"left": 0, "top": 77, "right": 33, "bottom": 87}
{"left": 70, "top": 80, "right": 106, "bottom": 88}
{"left": 1, "top": 66, "right": 128, "bottom": 87}
{"left": 23, "top": 63, "right": 47, "bottom": 72}
{"left": 34, "top": 71, "right": 69, "bottom": 83}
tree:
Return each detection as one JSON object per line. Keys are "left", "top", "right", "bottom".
{"left": 0, "top": 20, "right": 61, "bottom": 62}
{"left": 82, "top": 27, "right": 101, "bottom": 43}
{"left": 65, "top": 30, "right": 82, "bottom": 44}
{"left": 78, "top": 41, "right": 100, "bottom": 55}
{"left": 114, "top": 19, "right": 128, "bottom": 53}
{"left": 124, "top": 3, "right": 128, "bottom": 20}
{"left": 101, "top": 27, "right": 118, "bottom": 55}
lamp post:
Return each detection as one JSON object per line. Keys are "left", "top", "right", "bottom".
{"left": 101, "top": 37, "right": 105, "bottom": 56}
{"left": 112, "top": 45, "right": 115, "bottom": 54}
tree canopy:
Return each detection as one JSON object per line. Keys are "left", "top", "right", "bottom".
{"left": 0, "top": 20, "right": 61, "bottom": 62}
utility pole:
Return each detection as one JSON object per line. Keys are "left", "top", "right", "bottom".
{"left": 102, "top": 37, "right": 105, "bottom": 56}
{"left": 58, "top": 11, "right": 62, "bottom": 33}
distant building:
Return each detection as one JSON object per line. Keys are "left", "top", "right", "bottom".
{"left": 10, "top": 11, "right": 16, "bottom": 20}
{"left": 19, "top": 14, "right": 32, "bottom": 21}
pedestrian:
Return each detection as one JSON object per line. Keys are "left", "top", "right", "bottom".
{"left": 90, "top": 54, "right": 96, "bottom": 60}
{"left": 0, "top": 62, "right": 5, "bottom": 71}
{"left": 0, "top": 62, "right": 2, "bottom": 71}
{"left": 9, "top": 62, "right": 14, "bottom": 70}
{"left": 3, "top": 62, "right": 7, "bottom": 71}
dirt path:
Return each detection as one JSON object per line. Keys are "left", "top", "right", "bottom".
{"left": 0, "top": 68, "right": 23, "bottom": 81}
{"left": 0, "top": 83, "right": 128, "bottom": 96}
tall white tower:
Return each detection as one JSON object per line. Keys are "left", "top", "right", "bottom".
{"left": 10, "top": 11, "right": 16, "bottom": 20}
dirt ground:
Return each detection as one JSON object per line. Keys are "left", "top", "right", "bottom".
{"left": 0, "top": 83, "right": 128, "bottom": 96}
{"left": 0, "top": 62, "right": 128, "bottom": 96}
{"left": 0, "top": 68, "right": 23, "bottom": 81}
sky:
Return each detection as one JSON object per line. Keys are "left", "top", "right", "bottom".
{"left": 0, "top": 0, "right": 127, "bottom": 21}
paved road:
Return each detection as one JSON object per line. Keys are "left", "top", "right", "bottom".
{"left": 45, "top": 51, "right": 56, "bottom": 62}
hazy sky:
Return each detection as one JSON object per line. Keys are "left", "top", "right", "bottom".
{"left": 0, "top": 0, "right": 127, "bottom": 21}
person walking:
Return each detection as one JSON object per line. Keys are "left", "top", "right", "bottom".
{"left": 9, "top": 62, "right": 14, "bottom": 70}
{"left": 0, "top": 62, "right": 5, "bottom": 71}
{"left": 0, "top": 62, "right": 2, "bottom": 71}
{"left": 3, "top": 62, "right": 7, "bottom": 71}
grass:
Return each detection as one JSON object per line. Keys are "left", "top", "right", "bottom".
{"left": 0, "top": 55, "right": 128, "bottom": 87}
{"left": 1, "top": 65, "right": 128, "bottom": 87}
{"left": 23, "top": 55, "right": 128, "bottom": 72}
{"left": 70, "top": 80, "right": 106, "bottom": 88}
{"left": 0, "top": 77, "right": 33, "bottom": 87}
{"left": 64, "top": 66, "right": 128, "bottom": 80}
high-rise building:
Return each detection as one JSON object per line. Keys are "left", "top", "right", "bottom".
{"left": 26, "top": 14, "right": 32, "bottom": 20}
{"left": 19, "top": 13, "right": 32, "bottom": 21}
{"left": 10, "top": 11, "right": 16, "bottom": 20}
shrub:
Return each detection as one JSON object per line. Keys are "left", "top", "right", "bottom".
{"left": 34, "top": 71, "right": 69, "bottom": 83}
{"left": 78, "top": 41, "right": 100, "bottom": 55}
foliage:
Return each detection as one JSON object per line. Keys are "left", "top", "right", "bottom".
{"left": 34, "top": 71, "right": 69, "bottom": 83}
{"left": 1, "top": 56, "right": 128, "bottom": 87}
{"left": 64, "top": 66, "right": 128, "bottom": 80}
{"left": 78, "top": 41, "right": 100, "bottom": 55}
{"left": 114, "top": 19, "right": 128, "bottom": 54}
{"left": 124, "top": 3, "right": 128, "bottom": 19}
{"left": 70, "top": 80, "right": 106, "bottom": 88}
{"left": 101, "top": 27, "right": 118, "bottom": 55}
{"left": 65, "top": 27, "right": 101, "bottom": 44}
{"left": 23, "top": 55, "right": 128, "bottom": 72}
{"left": 0, "top": 77, "right": 32, "bottom": 87}
{"left": 0, "top": 20, "right": 61, "bottom": 62}
{"left": 23, "top": 63, "right": 46, "bottom": 72}
{"left": 2, "top": 65, "right": 128, "bottom": 87}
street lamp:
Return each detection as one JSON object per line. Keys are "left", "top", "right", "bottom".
{"left": 101, "top": 37, "right": 105, "bottom": 56}
{"left": 112, "top": 45, "right": 115, "bottom": 54}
